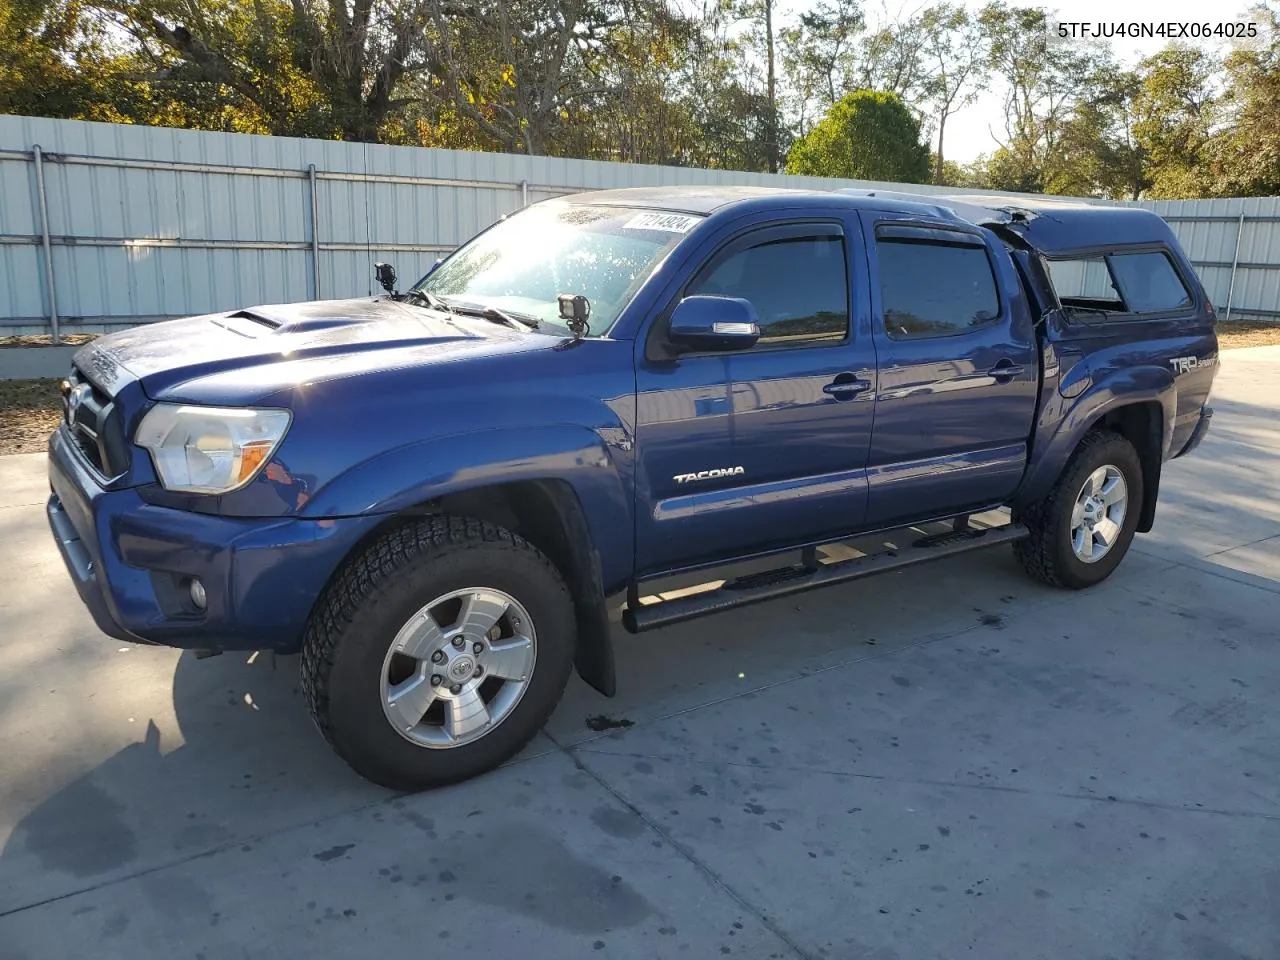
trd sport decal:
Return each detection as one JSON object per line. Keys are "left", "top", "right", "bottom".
{"left": 1169, "top": 355, "right": 1216, "bottom": 374}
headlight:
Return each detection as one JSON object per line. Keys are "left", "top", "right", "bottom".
{"left": 135, "top": 404, "right": 292, "bottom": 494}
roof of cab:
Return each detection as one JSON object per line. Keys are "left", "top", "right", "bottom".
{"left": 558, "top": 184, "right": 1178, "bottom": 257}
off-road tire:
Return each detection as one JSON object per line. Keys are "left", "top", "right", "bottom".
{"left": 1013, "top": 430, "right": 1144, "bottom": 589}
{"left": 300, "top": 515, "right": 575, "bottom": 791}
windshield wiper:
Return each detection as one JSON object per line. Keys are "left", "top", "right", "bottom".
{"left": 449, "top": 302, "right": 540, "bottom": 332}
{"left": 404, "top": 291, "right": 539, "bottom": 332}
{"left": 404, "top": 289, "right": 456, "bottom": 314}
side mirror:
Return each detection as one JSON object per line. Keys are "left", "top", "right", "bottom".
{"left": 668, "top": 296, "right": 760, "bottom": 352}
{"left": 374, "top": 261, "right": 397, "bottom": 294}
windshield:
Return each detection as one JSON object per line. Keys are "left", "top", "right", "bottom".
{"left": 411, "top": 203, "right": 701, "bottom": 335}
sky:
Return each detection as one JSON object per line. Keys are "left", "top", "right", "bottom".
{"left": 839, "top": 0, "right": 1270, "bottom": 163}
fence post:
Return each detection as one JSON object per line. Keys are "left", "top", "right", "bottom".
{"left": 520, "top": 179, "right": 528, "bottom": 207}
{"left": 32, "top": 145, "right": 60, "bottom": 343}
{"left": 308, "top": 163, "right": 321, "bottom": 300}
{"left": 1223, "top": 212, "right": 1245, "bottom": 323}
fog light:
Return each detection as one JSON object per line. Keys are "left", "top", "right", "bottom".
{"left": 189, "top": 578, "right": 207, "bottom": 611}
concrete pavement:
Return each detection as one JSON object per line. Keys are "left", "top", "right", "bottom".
{"left": 1, "top": 349, "right": 1278, "bottom": 960}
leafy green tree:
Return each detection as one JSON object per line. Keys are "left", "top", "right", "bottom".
{"left": 785, "top": 89, "right": 931, "bottom": 182}
{"left": 779, "top": 0, "right": 863, "bottom": 133}
{"left": 100, "top": 0, "right": 395, "bottom": 139}
{"left": 916, "top": 3, "right": 987, "bottom": 184}
{"left": 1132, "top": 47, "right": 1221, "bottom": 199}
{"left": 933, "top": 155, "right": 985, "bottom": 187}
{"left": 1048, "top": 67, "right": 1147, "bottom": 199}
{"left": 669, "top": 0, "right": 778, "bottom": 171}
{"left": 727, "top": 0, "right": 785, "bottom": 171}
{"left": 852, "top": 10, "right": 931, "bottom": 101}
{"left": 0, "top": 0, "right": 115, "bottom": 118}
{"left": 1212, "top": 2, "right": 1280, "bottom": 196}
{"left": 978, "top": 2, "right": 1112, "bottom": 194}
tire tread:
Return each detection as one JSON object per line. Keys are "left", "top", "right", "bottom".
{"left": 299, "top": 516, "right": 567, "bottom": 766}
{"left": 1013, "top": 429, "right": 1140, "bottom": 589}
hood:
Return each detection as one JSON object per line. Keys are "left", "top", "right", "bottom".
{"left": 75, "top": 297, "right": 514, "bottom": 402}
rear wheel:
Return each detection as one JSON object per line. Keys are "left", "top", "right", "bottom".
{"left": 1013, "top": 430, "right": 1143, "bottom": 589}
{"left": 301, "top": 516, "right": 575, "bottom": 791}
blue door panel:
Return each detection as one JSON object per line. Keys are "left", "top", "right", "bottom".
{"left": 864, "top": 443, "right": 1028, "bottom": 526}
{"left": 634, "top": 211, "right": 876, "bottom": 576}
{"left": 864, "top": 214, "right": 1038, "bottom": 524}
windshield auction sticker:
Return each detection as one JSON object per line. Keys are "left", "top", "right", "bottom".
{"left": 623, "top": 213, "right": 700, "bottom": 233}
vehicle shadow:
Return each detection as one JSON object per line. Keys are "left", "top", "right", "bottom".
{"left": 0, "top": 649, "right": 385, "bottom": 907}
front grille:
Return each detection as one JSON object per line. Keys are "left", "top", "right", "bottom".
{"left": 63, "top": 367, "right": 130, "bottom": 478}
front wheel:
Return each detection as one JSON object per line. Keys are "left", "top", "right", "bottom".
{"left": 300, "top": 516, "right": 575, "bottom": 791}
{"left": 1013, "top": 430, "right": 1144, "bottom": 589}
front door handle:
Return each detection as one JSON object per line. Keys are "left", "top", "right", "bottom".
{"left": 823, "top": 374, "right": 872, "bottom": 401}
{"left": 987, "top": 359, "right": 1025, "bottom": 383}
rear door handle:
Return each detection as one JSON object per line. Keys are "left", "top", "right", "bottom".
{"left": 823, "top": 374, "right": 872, "bottom": 400}
{"left": 987, "top": 359, "right": 1025, "bottom": 383}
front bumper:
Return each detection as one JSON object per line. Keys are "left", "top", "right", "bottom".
{"left": 46, "top": 427, "right": 383, "bottom": 652}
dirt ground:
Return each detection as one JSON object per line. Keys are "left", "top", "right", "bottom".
{"left": 1215, "top": 320, "right": 1280, "bottom": 348}
{"left": 0, "top": 334, "right": 98, "bottom": 348}
{"left": 2, "top": 321, "right": 1278, "bottom": 455}
{"left": 0, "top": 379, "right": 61, "bottom": 456}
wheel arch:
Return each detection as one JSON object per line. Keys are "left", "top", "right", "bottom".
{"left": 1018, "top": 364, "right": 1176, "bottom": 534}
{"left": 298, "top": 425, "right": 630, "bottom": 696}
{"left": 312, "top": 475, "right": 618, "bottom": 697}
{"left": 1087, "top": 401, "right": 1164, "bottom": 533}
{"left": 430, "top": 479, "right": 616, "bottom": 697}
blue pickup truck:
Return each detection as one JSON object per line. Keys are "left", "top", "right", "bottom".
{"left": 47, "top": 186, "right": 1217, "bottom": 789}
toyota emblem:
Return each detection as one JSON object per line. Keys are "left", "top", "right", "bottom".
{"left": 66, "top": 383, "right": 91, "bottom": 421}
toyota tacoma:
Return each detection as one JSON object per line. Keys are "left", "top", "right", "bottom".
{"left": 46, "top": 186, "right": 1218, "bottom": 789}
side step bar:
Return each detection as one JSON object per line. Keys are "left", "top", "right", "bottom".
{"left": 623, "top": 522, "right": 1029, "bottom": 634}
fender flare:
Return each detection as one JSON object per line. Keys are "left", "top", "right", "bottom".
{"left": 1018, "top": 364, "right": 1176, "bottom": 519}
{"left": 300, "top": 424, "right": 632, "bottom": 697}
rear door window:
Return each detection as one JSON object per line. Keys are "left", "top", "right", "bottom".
{"left": 875, "top": 234, "right": 1001, "bottom": 340}
{"left": 1107, "top": 252, "right": 1193, "bottom": 312}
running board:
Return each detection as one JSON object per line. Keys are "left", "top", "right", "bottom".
{"left": 622, "top": 522, "right": 1029, "bottom": 634}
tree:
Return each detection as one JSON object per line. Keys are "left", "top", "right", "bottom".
{"left": 665, "top": 0, "right": 779, "bottom": 171}
{"left": 101, "top": 0, "right": 410, "bottom": 140}
{"left": 785, "top": 89, "right": 931, "bottom": 182}
{"left": 1048, "top": 67, "right": 1147, "bottom": 199}
{"left": 731, "top": 0, "right": 783, "bottom": 171}
{"left": 779, "top": 0, "right": 863, "bottom": 133}
{"left": 1211, "top": 2, "right": 1280, "bottom": 196}
{"left": 852, "top": 9, "right": 931, "bottom": 101}
{"left": 417, "top": 0, "right": 662, "bottom": 156}
{"left": 551, "top": 5, "right": 704, "bottom": 164}
{"left": 933, "top": 155, "right": 984, "bottom": 187}
{"left": 977, "top": 2, "right": 1113, "bottom": 193}
{"left": 0, "top": 0, "right": 119, "bottom": 118}
{"left": 1132, "top": 47, "right": 1222, "bottom": 199}
{"left": 916, "top": 3, "right": 987, "bottom": 184}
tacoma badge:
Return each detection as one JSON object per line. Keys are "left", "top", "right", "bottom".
{"left": 673, "top": 466, "right": 745, "bottom": 484}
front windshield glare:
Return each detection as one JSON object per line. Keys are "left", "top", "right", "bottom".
{"left": 413, "top": 203, "right": 701, "bottom": 334}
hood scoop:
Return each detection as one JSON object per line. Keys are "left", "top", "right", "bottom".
{"left": 225, "top": 309, "right": 281, "bottom": 330}
{"left": 214, "top": 299, "right": 426, "bottom": 338}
